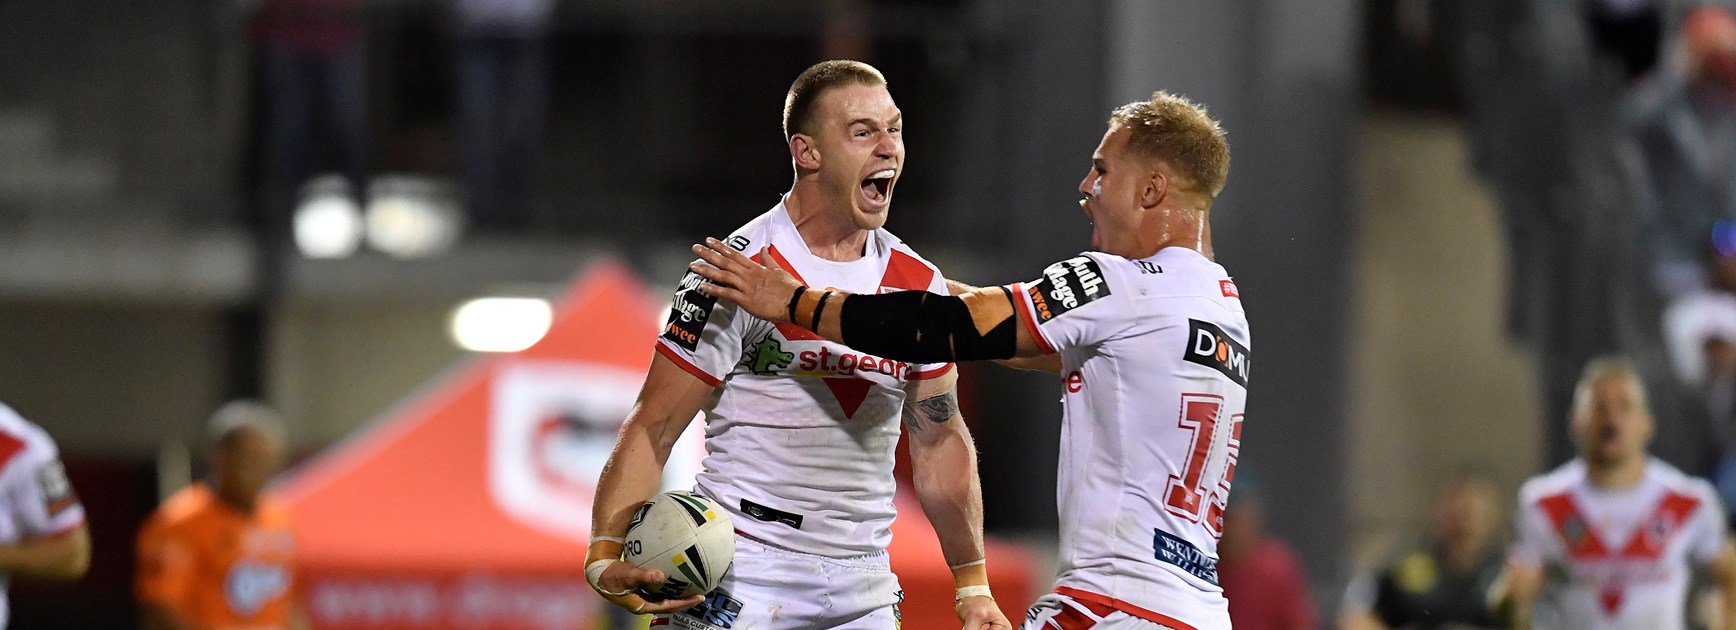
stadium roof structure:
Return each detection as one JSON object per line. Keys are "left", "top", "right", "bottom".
{"left": 274, "top": 260, "right": 1038, "bottom": 629}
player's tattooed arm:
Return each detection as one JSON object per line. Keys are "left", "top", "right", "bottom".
{"left": 902, "top": 390, "right": 960, "bottom": 434}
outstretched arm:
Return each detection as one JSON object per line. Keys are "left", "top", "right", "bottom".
{"left": 690, "top": 239, "right": 1051, "bottom": 363}
{"left": 948, "top": 280, "right": 1061, "bottom": 374}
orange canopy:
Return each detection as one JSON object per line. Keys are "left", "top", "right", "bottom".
{"left": 277, "top": 261, "right": 1039, "bottom": 629}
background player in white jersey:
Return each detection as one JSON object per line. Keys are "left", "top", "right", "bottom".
{"left": 0, "top": 402, "right": 91, "bottom": 629}
{"left": 1505, "top": 358, "right": 1736, "bottom": 630}
{"left": 585, "top": 60, "right": 1011, "bottom": 630}
{"left": 692, "top": 91, "right": 1244, "bottom": 630}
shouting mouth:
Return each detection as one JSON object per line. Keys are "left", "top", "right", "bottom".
{"left": 860, "top": 168, "right": 895, "bottom": 210}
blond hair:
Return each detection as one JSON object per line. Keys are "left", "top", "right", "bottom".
{"left": 1572, "top": 356, "right": 1649, "bottom": 416}
{"left": 782, "top": 60, "right": 887, "bottom": 139}
{"left": 1110, "top": 92, "right": 1231, "bottom": 197}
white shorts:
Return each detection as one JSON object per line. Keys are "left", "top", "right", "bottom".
{"left": 653, "top": 534, "right": 903, "bottom": 630}
{"left": 1019, "top": 591, "right": 1187, "bottom": 630}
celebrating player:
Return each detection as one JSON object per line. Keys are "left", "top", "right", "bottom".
{"left": 1504, "top": 358, "right": 1736, "bottom": 630}
{"left": 692, "top": 91, "right": 1244, "bottom": 629}
{"left": 0, "top": 402, "right": 91, "bottom": 629}
{"left": 586, "top": 60, "right": 1010, "bottom": 630}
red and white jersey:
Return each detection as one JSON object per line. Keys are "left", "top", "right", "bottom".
{"left": 656, "top": 201, "right": 954, "bottom": 557}
{"left": 1511, "top": 459, "right": 1727, "bottom": 630}
{"left": 0, "top": 403, "right": 85, "bottom": 627}
{"left": 1010, "top": 248, "right": 1249, "bottom": 630}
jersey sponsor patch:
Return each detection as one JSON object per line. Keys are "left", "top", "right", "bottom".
{"left": 739, "top": 498, "right": 803, "bottom": 529}
{"left": 1027, "top": 257, "right": 1112, "bottom": 323}
{"left": 1184, "top": 319, "right": 1250, "bottom": 388}
{"left": 664, "top": 271, "right": 719, "bottom": 352}
{"left": 36, "top": 459, "right": 77, "bottom": 516}
{"left": 1154, "top": 528, "right": 1219, "bottom": 586}
{"left": 1220, "top": 279, "right": 1239, "bottom": 298}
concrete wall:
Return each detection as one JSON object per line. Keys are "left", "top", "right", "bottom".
{"left": 1345, "top": 112, "right": 1542, "bottom": 569}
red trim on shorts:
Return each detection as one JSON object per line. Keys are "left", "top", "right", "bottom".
{"left": 907, "top": 363, "right": 955, "bottom": 381}
{"left": 1055, "top": 586, "right": 1199, "bottom": 630}
{"left": 1012, "top": 283, "right": 1058, "bottom": 354}
{"left": 1049, "top": 596, "right": 1115, "bottom": 629}
{"left": 655, "top": 342, "right": 722, "bottom": 387}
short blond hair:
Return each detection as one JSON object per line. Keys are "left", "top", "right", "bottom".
{"left": 782, "top": 60, "right": 887, "bottom": 140}
{"left": 1110, "top": 92, "right": 1231, "bottom": 197}
{"left": 1573, "top": 356, "right": 1648, "bottom": 416}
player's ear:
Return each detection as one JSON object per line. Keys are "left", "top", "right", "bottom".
{"left": 1140, "top": 169, "right": 1168, "bottom": 209}
{"left": 790, "top": 134, "right": 821, "bottom": 171}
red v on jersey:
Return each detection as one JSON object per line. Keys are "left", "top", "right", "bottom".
{"left": 759, "top": 244, "right": 910, "bottom": 420}
{"left": 823, "top": 378, "right": 874, "bottom": 419}
{"left": 1537, "top": 491, "right": 1704, "bottom": 615}
{"left": 880, "top": 249, "right": 935, "bottom": 293}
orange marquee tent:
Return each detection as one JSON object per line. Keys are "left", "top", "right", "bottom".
{"left": 276, "top": 261, "right": 1040, "bottom": 629}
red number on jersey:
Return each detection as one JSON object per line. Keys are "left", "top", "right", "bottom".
{"left": 1163, "top": 393, "right": 1243, "bottom": 536}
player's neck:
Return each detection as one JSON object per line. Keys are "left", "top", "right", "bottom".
{"left": 1441, "top": 535, "right": 1489, "bottom": 572}
{"left": 783, "top": 188, "right": 870, "bottom": 262}
{"left": 211, "top": 484, "right": 259, "bottom": 515}
{"left": 1128, "top": 205, "right": 1212, "bottom": 260}
{"left": 1584, "top": 455, "right": 1647, "bottom": 491}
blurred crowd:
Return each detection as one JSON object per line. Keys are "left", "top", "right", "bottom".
{"left": 250, "top": 0, "right": 552, "bottom": 232}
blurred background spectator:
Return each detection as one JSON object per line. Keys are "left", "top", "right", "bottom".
{"left": 1218, "top": 485, "right": 1319, "bottom": 630}
{"left": 451, "top": 0, "right": 551, "bottom": 232}
{"left": 1339, "top": 471, "right": 1506, "bottom": 630}
{"left": 249, "top": 0, "right": 367, "bottom": 204}
{"left": 1625, "top": 5, "right": 1736, "bottom": 297}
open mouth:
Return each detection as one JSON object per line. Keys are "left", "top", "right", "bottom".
{"left": 860, "top": 168, "right": 895, "bottom": 208}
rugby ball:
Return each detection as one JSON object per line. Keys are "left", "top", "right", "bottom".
{"left": 623, "top": 491, "right": 735, "bottom": 599}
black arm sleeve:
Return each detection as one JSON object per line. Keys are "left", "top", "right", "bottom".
{"left": 835, "top": 289, "right": 1018, "bottom": 363}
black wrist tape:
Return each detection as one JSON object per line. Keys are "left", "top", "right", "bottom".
{"left": 786, "top": 286, "right": 808, "bottom": 324}
{"left": 811, "top": 291, "right": 833, "bottom": 330}
{"left": 837, "top": 291, "right": 1017, "bottom": 363}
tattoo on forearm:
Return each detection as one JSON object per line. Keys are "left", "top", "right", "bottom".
{"left": 903, "top": 391, "right": 960, "bottom": 433}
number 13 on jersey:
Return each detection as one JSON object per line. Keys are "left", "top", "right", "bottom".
{"left": 1163, "top": 393, "right": 1243, "bottom": 537}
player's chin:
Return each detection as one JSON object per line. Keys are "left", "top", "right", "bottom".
{"left": 851, "top": 201, "right": 891, "bottom": 230}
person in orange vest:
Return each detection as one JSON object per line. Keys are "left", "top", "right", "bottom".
{"left": 136, "top": 401, "right": 305, "bottom": 630}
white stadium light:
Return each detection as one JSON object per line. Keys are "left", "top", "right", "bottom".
{"left": 292, "top": 176, "right": 364, "bottom": 259}
{"left": 450, "top": 297, "right": 553, "bottom": 353}
{"left": 364, "top": 175, "right": 463, "bottom": 259}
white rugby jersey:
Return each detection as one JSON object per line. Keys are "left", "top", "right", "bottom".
{"left": 1511, "top": 459, "right": 1727, "bottom": 630}
{"left": 1009, "top": 248, "right": 1249, "bottom": 630}
{"left": 656, "top": 201, "right": 954, "bottom": 558}
{"left": 0, "top": 403, "right": 85, "bottom": 628}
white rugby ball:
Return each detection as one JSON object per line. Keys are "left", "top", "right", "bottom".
{"left": 623, "top": 491, "right": 735, "bottom": 599}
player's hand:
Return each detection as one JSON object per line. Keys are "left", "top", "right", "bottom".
{"left": 588, "top": 559, "right": 704, "bottom": 615}
{"left": 690, "top": 240, "right": 804, "bottom": 324}
{"left": 956, "top": 596, "right": 1012, "bottom": 630}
